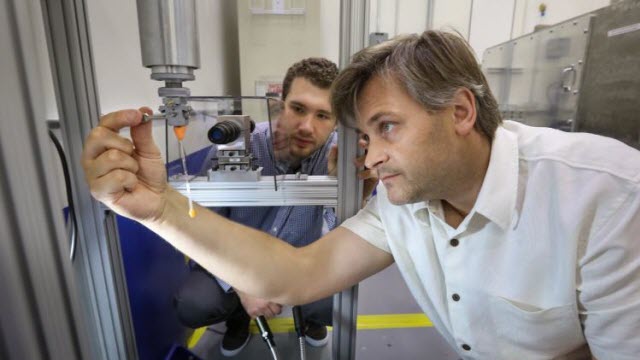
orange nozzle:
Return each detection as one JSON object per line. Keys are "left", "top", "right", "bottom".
{"left": 173, "top": 125, "right": 187, "bottom": 141}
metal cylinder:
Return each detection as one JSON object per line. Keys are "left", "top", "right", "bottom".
{"left": 136, "top": 0, "right": 200, "bottom": 82}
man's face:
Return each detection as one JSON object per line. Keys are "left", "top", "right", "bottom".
{"left": 274, "top": 77, "right": 335, "bottom": 164}
{"left": 357, "top": 75, "right": 464, "bottom": 205}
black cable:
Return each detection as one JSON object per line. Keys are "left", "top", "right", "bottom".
{"left": 255, "top": 316, "right": 279, "bottom": 360}
{"left": 292, "top": 305, "right": 307, "bottom": 360}
{"left": 47, "top": 126, "right": 78, "bottom": 261}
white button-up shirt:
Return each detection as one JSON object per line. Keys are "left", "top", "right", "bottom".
{"left": 342, "top": 121, "right": 640, "bottom": 359}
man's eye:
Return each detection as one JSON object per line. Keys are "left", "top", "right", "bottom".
{"left": 381, "top": 122, "right": 395, "bottom": 133}
{"left": 359, "top": 133, "right": 370, "bottom": 143}
{"left": 292, "top": 106, "right": 305, "bottom": 114}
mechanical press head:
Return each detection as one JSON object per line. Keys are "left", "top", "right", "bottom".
{"left": 136, "top": 0, "right": 200, "bottom": 126}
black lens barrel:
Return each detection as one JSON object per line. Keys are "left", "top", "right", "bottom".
{"left": 208, "top": 121, "right": 242, "bottom": 144}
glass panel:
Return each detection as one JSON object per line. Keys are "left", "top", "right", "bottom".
{"left": 164, "top": 97, "right": 288, "bottom": 190}
{"left": 162, "top": 94, "right": 336, "bottom": 358}
{"left": 90, "top": 0, "right": 342, "bottom": 356}
{"left": 482, "top": 14, "right": 591, "bottom": 130}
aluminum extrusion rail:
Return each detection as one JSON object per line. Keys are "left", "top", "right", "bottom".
{"left": 170, "top": 175, "right": 338, "bottom": 207}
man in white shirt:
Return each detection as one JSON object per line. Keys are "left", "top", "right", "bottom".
{"left": 82, "top": 30, "right": 640, "bottom": 359}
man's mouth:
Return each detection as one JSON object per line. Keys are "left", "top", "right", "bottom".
{"left": 379, "top": 172, "right": 400, "bottom": 183}
{"left": 293, "top": 136, "right": 314, "bottom": 148}
{"left": 272, "top": 139, "right": 288, "bottom": 150}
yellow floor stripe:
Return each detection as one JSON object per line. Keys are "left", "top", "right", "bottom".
{"left": 187, "top": 327, "right": 207, "bottom": 349}
{"left": 187, "top": 313, "right": 432, "bottom": 349}
{"left": 356, "top": 313, "right": 433, "bottom": 330}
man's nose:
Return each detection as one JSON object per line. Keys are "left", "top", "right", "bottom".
{"left": 364, "top": 140, "right": 388, "bottom": 169}
{"left": 297, "top": 114, "right": 314, "bottom": 134}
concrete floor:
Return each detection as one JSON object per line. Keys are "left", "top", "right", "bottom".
{"left": 190, "top": 264, "right": 460, "bottom": 360}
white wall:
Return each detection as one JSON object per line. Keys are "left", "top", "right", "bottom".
{"left": 366, "top": 0, "right": 506, "bottom": 61}
{"left": 87, "top": 0, "right": 239, "bottom": 112}
{"left": 471, "top": 0, "right": 610, "bottom": 60}
{"left": 367, "top": 0, "right": 611, "bottom": 61}
{"left": 319, "top": 1, "right": 341, "bottom": 64}
{"left": 35, "top": 0, "right": 239, "bottom": 162}
{"left": 469, "top": 0, "right": 517, "bottom": 61}
{"left": 236, "top": 0, "right": 340, "bottom": 97}
{"left": 84, "top": 0, "right": 239, "bottom": 160}
{"left": 433, "top": 0, "right": 473, "bottom": 38}
{"left": 36, "top": 0, "right": 613, "bottom": 148}
{"left": 512, "top": 0, "right": 610, "bottom": 38}
{"left": 368, "top": 0, "right": 428, "bottom": 38}
{"left": 37, "top": 0, "right": 614, "bottom": 118}
{"left": 396, "top": 0, "right": 429, "bottom": 35}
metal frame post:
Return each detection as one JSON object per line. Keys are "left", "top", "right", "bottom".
{"left": 0, "top": 0, "right": 91, "bottom": 358}
{"left": 333, "top": 1, "right": 369, "bottom": 359}
{"left": 40, "top": 0, "right": 137, "bottom": 358}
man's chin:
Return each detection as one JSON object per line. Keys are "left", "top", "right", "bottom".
{"left": 290, "top": 148, "right": 313, "bottom": 160}
{"left": 386, "top": 191, "right": 410, "bottom": 206}
{"left": 385, "top": 186, "right": 420, "bottom": 206}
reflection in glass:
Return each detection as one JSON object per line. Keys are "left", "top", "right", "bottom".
{"left": 164, "top": 96, "right": 336, "bottom": 358}
{"left": 164, "top": 97, "right": 291, "bottom": 189}
{"left": 164, "top": 95, "right": 336, "bottom": 188}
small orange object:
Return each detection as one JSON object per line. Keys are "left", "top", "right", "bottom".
{"left": 173, "top": 125, "right": 187, "bottom": 141}
{"left": 189, "top": 208, "right": 196, "bottom": 218}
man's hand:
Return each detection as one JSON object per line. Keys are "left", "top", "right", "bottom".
{"left": 236, "top": 290, "right": 283, "bottom": 319}
{"left": 354, "top": 150, "right": 378, "bottom": 203}
{"left": 328, "top": 142, "right": 378, "bottom": 206}
{"left": 328, "top": 145, "right": 338, "bottom": 177}
{"left": 82, "top": 108, "right": 168, "bottom": 222}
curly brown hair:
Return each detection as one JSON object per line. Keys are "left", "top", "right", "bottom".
{"left": 282, "top": 57, "right": 339, "bottom": 100}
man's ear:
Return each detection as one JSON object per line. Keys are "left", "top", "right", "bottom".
{"left": 451, "top": 88, "right": 477, "bottom": 136}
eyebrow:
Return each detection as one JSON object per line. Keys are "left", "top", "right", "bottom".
{"left": 366, "top": 112, "right": 394, "bottom": 127}
{"left": 290, "top": 100, "right": 333, "bottom": 117}
{"left": 289, "top": 100, "right": 306, "bottom": 109}
{"left": 354, "top": 112, "right": 387, "bottom": 133}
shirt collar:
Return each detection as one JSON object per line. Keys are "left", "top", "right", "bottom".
{"left": 472, "top": 125, "right": 519, "bottom": 230}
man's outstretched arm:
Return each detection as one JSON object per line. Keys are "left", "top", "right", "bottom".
{"left": 83, "top": 108, "right": 394, "bottom": 306}
{"left": 149, "top": 197, "right": 392, "bottom": 304}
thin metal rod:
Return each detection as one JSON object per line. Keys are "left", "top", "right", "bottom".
{"left": 467, "top": 0, "right": 475, "bottom": 40}
{"left": 510, "top": 0, "right": 518, "bottom": 39}
{"left": 141, "top": 113, "right": 165, "bottom": 123}
{"left": 425, "top": 0, "right": 434, "bottom": 31}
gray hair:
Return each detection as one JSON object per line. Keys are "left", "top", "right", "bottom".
{"left": 331, "top": 30, "right": 501, "bottom": 141}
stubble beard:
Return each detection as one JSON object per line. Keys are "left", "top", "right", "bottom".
{"left": 388, "top": 181, "right": 427, "bottom": 205}
{"left": 384, "top": 166, "right": 448, "bottom": 206}
{"left": 381, "top": 168, "right": 425, "bottom": 205}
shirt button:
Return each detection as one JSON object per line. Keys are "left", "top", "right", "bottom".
{"left": 450, "top": 238, "right": 459, "bottom": 247}
{"left": 452, "top": 293, "right": 460, "bottom": 301}
{"left": 461, "top": 344, "right": 471, "bottom": 351}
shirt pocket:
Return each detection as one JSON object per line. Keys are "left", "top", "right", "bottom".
{"left": 489, "top": 296, "right": 586, "bottom": 359}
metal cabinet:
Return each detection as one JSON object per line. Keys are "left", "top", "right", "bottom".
{"left": 483, "top": 0, "right": 640, "bottom": 149}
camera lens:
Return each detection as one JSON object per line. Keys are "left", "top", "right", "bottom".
{"left": 208, "top": 121, "right": 242, "bottom": 144}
